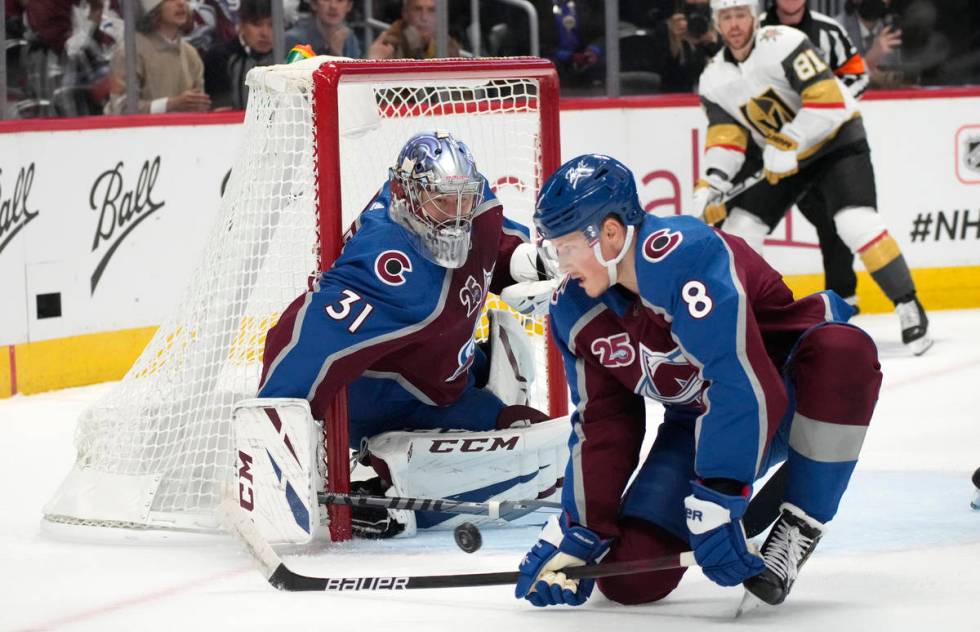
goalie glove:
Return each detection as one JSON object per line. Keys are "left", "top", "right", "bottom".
{"left": 762, "top": 126, "right": 804, "bottom": 185}
{"left": 500, "top": 242, "right": 560, "bottom": 316}
{"left": 515, "top": 514, "right": 610, "bottom": 607}
{"left": 692, "top": 172, "right": 732, "bottom": 225}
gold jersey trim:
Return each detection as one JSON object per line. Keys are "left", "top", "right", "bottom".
{"left": 801, "top": 78, "right": 846, "bottom": 107}
{"left": 706, "top": 124, "right": 749, "bottom": 151}
{"left": 859, "top": 233, "right": 902, "bottom": 273}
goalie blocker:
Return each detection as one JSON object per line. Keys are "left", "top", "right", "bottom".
{"left": 233, "top": 398, "right": 569, "bottom": 543}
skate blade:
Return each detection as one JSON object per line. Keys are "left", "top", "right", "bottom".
{"left": 908, "top": 336, "right": 934, "bottom": 356}
{"left": 735, "top": 590, "right": 766, "bottom": 618}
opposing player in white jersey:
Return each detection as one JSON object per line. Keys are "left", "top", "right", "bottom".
{"left": 760, "top": 0, "right": 868, "bottom": 312}
{"left": 693, "top": 0, "right": 932, "bottom": 354}
{"left": 239, "top": 131, "right": 567, "bottom": 542}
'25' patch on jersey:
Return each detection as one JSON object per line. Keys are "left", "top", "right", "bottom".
{"left": 591, "top": 332, "right": 635, "bottom": 367}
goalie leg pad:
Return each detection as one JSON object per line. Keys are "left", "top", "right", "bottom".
{"left": 233, "top": 398, "right": 322, "bottom": 544}
{"left": 366, "top": 416, "right": 571, "bottom": 530}
{"left": 484, "top": 308, "right": 537, "bottom": 407}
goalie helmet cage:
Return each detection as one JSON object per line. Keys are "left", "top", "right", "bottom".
{"left": 42, "top": 56, "right": 567, "bottom": 542}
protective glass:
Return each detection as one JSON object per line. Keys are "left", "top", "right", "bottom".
{"left": 541, "top": 231, "right": 596, "bottom": 274}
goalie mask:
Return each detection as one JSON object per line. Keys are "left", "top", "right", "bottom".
{"left": 389, "top": 131, "right": 485, "bottom": 269}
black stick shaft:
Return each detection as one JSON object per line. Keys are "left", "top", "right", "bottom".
{"left": 317, "top": 491, "right": 561, "bottom": 517}
{"left": 268, "top": 551, "right": 695, "bottom": 591}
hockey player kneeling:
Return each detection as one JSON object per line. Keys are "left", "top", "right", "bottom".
{"left": 235, "top": 131, "right": 567, "bottom": 543}
{"left": 515, "top": 152, "right": 880, "bottom": 610}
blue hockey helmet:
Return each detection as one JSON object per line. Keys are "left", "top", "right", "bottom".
{"left": 534, "top": 154, "right": 645, "bottom": 243}
{"left": 389, "top": 131, "right": 485, "bottom": 268}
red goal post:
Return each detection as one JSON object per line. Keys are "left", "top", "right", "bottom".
{"left": 311, "top": 57, "right": 566, "bottom": 541}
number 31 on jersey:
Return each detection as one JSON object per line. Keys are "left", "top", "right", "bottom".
{"left": 326, "top": 289, "right": 374, "bottom": 333}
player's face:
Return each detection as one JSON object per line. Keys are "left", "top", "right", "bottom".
{"left": 716, "top": 7, "right": 755, "bottom": 53}
{"left": 551, "top": 232, "right": 609, "bottom": 298}
{"left": 419, "top": 192, "right": 477, "bottom": 225}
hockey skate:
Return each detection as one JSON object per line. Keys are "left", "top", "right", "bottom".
{"left": 742, "top": 503, "right": 826, "bottom": 606}
{"left": 896, "top": 296, "right": 932, "bottom": 355}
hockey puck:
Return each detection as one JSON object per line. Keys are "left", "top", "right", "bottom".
{"left": 972, "top": 467, "right": 980, "bottom": 489}
{"left": 454, "top": 522, "right": 482, "bottom": 553}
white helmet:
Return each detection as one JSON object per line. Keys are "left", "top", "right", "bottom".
{"left": 710, "top": 0, "right": 759, "bottom": 15}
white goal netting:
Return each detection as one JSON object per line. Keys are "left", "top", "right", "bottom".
{"left": 43, "top": 57, "right": 560, "bottom": 535}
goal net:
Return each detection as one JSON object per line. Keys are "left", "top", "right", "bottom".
{"left": 43, "top": 57, "right": 566, "bottom": 541}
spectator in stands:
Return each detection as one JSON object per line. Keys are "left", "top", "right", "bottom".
{"left": 59, "top": 0, "right": 122, "bottom": 115}
{"left": 204, "top": 0, "right": 274, "bottom": 109}
{"left": 835, "top": 0, "right": 905, "bottom": 86}
{"left": 286, "top": 0, "right": 361, "bottom": 58}
{"left": 5, "top": 0, "right": 27, "bottom": 40}
{"left": 105, "top": 0, "right": 210, "bottom": 114}
{"left": 648, "top": 0, "right": 720, "bottom": 93}
{"left": 535, "top": 0, "right": 604, "bottom": 94}
{"left": 183, "top": 0, "right": 240, "bottom": 58}
{"left": 25, "top": 0, "right": 91, "bottom": 56}
{"left": 368, "top": 0, "right": 458, "bottom": 60}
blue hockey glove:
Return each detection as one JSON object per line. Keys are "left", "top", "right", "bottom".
{"left": 515, "top": 514, "right": 610, "bottom": 607}
{"left": 685, "top": 479, "right": 765, "bottom": 587}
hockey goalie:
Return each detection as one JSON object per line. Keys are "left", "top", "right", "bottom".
{"left": 233, "top": 130, "right": 567, "bottom": 543}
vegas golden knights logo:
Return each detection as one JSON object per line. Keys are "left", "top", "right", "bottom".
{"left": 741, "top": 88, "right": 796, "bottom": 140}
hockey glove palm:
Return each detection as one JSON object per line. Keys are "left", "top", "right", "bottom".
{"left": 685, "top": 479, "right": 765, "bottom": 587}
{"left": 515, "top": 514, "right": 610, "bottom": 607}
{"left": 692, "top": 175, "right": 732, "bottom": 225}
{"left": 500, "top": 242, "right": 561, "bottom": 316}
{"left": 762, "top": 127, "right": 803, "bottom": 185}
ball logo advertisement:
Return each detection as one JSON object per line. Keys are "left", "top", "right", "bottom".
{"left": 0, "top": 163, "right": 40, "bottom": 257}
{"left": 89, "top": 157, "right": 165, "bottom": 294}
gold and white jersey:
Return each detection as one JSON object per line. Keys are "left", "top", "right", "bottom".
{"left": 698, "top": 25, "right": 861, "bottom": 161}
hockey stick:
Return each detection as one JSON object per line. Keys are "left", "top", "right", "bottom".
{"left": 218, "top": 499, "right": 694, "bottom": 592}
{"left": 722, "top": 169, "right": 765, "bottom": 202}
{"left": 317, "top": 491, "right": 561, "bottom": 520}
{"left": 697, "top": 170, "right": 766, "bottom": 223}
{"left": 743, "top": 462, "right": 788, "bottom": 538}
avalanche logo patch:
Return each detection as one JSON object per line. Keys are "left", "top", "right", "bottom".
{"left": 375, "top": 250, "right": 412, "bottom": 286}
{"left": 635, "top": 344, "right": 704, "bottom": 405}
{"left": 446, "top": 338, "right": 476, "bottom": 383}
{"left": 642, "top": 228, "right": 683, "bottom": 263}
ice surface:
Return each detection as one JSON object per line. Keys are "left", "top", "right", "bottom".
{"left": 2, "top": 309, "right": 978, "bottom": 631}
